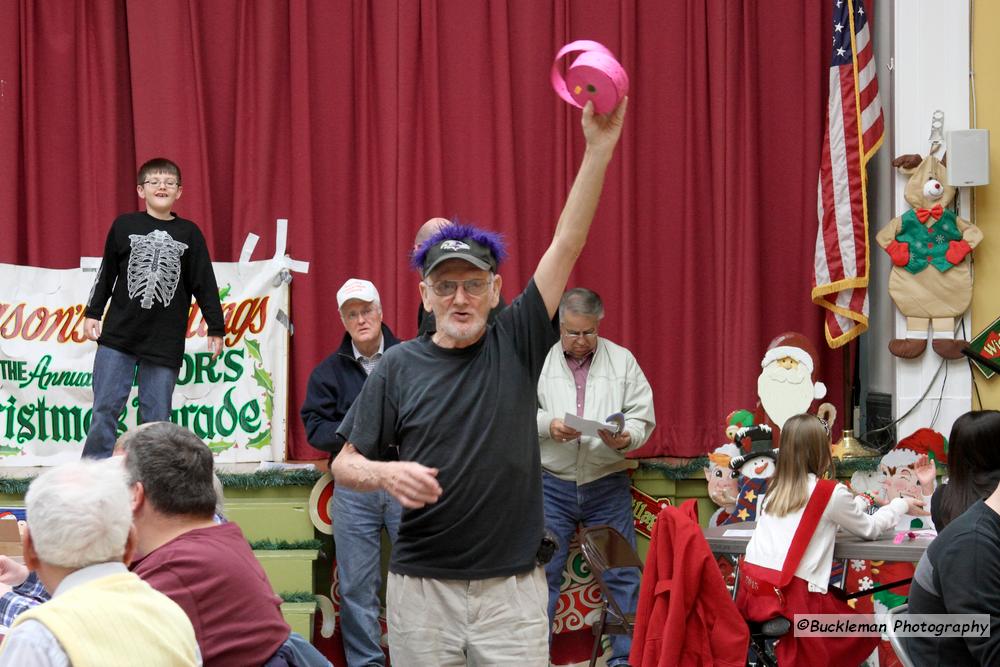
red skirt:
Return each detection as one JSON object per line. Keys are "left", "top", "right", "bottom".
{"left": 736, "top": 562, "right": 877, "bottom": 667}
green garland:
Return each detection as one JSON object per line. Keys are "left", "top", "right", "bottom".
{"left": 637, "top": 457, "right": 712, "bottom": 479}
{"left": 831, "top": 456, "right": 883, "bottom": 474}
{"left": 216, "top": 468, "right": 322, "bottom": 490}
{"left": 279, "top": 591, "right": 318, "bottom": 603}
{"left": 0, "top": 469, "right": 321, "bottom": 497}
{"left": 0, "top": 456, "right": 892, "bottom": 497}
{"left": 249, "top": 538, "right": 323, "bottom": 551}
{"left": 637, "top": 454, "right": 886, "bottom": 479}
{"left": 0, "top": 477, "right": 32, "bottom": 496}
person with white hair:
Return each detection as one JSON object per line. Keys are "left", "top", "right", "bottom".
{"left": 0, "top": 459, "right": 199, "bottom": 667}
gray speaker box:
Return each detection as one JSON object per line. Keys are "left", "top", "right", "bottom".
{"left": 946, "top": 129, "right": 990, "bottom": 186}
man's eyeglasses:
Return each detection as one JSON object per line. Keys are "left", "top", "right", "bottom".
{"left": 425, "top": 277, "right": 492, "bottom": 297}
{"left": 343, "top": 305, "right": 378, "bottom": 322}
{"left": 561, "top": 329, "right": 598, "bottom": 340}
{"left": 142, "top": 179, "right": 180, "bottom": 190}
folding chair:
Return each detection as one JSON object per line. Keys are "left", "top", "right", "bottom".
{"left": 579, "top": 525, "right": 643, "bottom": 667}
{"left": 886, "top": 603, "right": 916, "bottom": 667}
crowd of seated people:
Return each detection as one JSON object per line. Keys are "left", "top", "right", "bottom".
{"left": 0, "top": 422, "right": 331, "bottom": 667}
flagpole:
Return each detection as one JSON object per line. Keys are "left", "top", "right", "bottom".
{"left": 835, "top": 341, "right": 877, "bottom": 458}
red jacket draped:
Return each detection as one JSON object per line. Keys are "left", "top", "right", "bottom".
{"left": 629, "top": 500, "right": 749, "bottom": 667}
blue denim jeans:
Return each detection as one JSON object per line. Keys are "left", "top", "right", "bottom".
{"left": 82, "top": 345, "right": 178, "bottom": 459}
{"left": 265, "top": 631, "right": 333, "bottom": 667}
{"left": 332, "top": 486, "right": 401, "bottom": 667}
{"left": 543, "top": 471, "right": 640, "bottom": 667}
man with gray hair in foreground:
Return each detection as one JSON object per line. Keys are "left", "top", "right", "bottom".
{"left": 0, "top": 459, "right": 199, "bottom": 666}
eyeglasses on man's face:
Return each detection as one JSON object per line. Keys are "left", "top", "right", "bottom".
{"left": 142, "top": 179, "right": 180, "bottom": 190}
{"left": 560, "top": 328, "right": 598, "bottom": 340}
{"left": 343, "top": 305, "right": 378, "bottom": 322}
{"left": 425, "top": 277, "right": 493, "bottom": 297}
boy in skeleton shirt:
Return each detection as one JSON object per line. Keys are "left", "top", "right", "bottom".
{"left": 82, "top": 158, "right": 225, "bottom": 458}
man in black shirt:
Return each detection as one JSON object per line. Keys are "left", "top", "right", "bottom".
{"left": 332, "top": 97, "right": 627, "bottom": 665}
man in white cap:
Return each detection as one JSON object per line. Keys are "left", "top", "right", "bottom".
{"left": 331, "top": 97, "right": 628, "bottom": 665}
{"left": 300, "top": 278, "right": 401, "bottom": 667}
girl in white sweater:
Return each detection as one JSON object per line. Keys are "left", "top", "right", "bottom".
{"left": 736, "top": 413, "right": 922, "bottom": 666}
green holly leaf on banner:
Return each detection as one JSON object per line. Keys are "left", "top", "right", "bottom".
{"left": 253, "top": 365, "right": 274, "bottom": 394}
{"left": 247, "top": 429, "right": 271, "bottom": 449}
{"left": 0, "top": 445, "right": 22, "bottom": 457}
{"left": 245, "top": 337, "right": 263, "bottom": 365}
{"left": 207, "top": 441, "right": 236, "bottom": 454}
{"left": 218, "top": 284, "right": 231, "bottom": 301}
{"left": 264, "top": 392, "right": 273, "bottom": 421}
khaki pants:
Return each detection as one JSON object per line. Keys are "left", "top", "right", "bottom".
{"left": 386, "top": 568, "right": 549, "bottom": 666}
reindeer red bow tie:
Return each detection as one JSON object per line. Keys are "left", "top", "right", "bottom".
{"left": 916, "top": 204, "right": 944, "bottom": 223}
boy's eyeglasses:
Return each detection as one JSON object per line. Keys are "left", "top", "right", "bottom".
{"left": 425, "top": 277, "right": 492, "bottom": 297}
{"left": 142, "top": 179, "right": 179, "bottom": 189}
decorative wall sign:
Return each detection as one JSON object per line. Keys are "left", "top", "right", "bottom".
{"left": 0, "top": 256, "right": 291, "bottom": 465}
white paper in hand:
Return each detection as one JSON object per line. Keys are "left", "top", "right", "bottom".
{"left": 563, "top": 412, "right": 624, "bottom": 438}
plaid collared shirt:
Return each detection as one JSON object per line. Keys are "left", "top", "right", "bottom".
{"left": 0, "top": 571, "right": 49, "bottom": 626}
{"left": 356, "top": 352, "right": 382, "bottom": 376}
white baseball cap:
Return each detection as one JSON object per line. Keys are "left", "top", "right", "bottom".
{"left": 336, "top": 279, "right": 379, "bottom": 309}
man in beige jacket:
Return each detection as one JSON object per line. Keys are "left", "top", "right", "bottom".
{"left": 536, "top": 287, "right": 655, "bottom": 667}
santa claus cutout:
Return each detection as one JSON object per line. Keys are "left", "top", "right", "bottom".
{"left": 756, "top": 332, "right": 836, "bottom": 445}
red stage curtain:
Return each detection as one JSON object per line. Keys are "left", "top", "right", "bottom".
{"left": 0, "top": 0, "right": 842, "bottom": 459}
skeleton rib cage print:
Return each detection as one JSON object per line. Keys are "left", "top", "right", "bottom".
{"left": 127, "top": 229, "right": 188, "bottom": 310}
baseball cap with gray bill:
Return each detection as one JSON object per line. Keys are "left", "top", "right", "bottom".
{"left": 422, "top": 238, "right": 498, "bottom": 277}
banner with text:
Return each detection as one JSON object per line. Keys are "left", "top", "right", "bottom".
{"left": 0, "top": 259, "right": 289, "bottom": 466}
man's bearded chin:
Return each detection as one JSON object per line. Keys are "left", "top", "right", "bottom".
{"left": 758, "top": 362, "right": 814, "bottom": 430}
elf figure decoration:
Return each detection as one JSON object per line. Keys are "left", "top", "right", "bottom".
{"left": 704, "top": 443, "right": 742, "bottom": 526}
{"left": 843, "top": 428, "right": 945, "bottom": 667}
{"left": 873, "top": 428, "right": 944, "bottom": 530}
{"left": 875, "top": 153, "right": 984, "bottom": 359}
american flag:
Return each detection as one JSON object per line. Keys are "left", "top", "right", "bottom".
{"left": 812, "top": 0, "right": 884, "bottom": 347}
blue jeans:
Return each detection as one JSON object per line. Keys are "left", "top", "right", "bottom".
{"left": 265, "top": 632, "right": 333, "bottom": 667}
{"left": 332, "top": 486, "right": 401, "bottom": 667}
{"left": 82, "top": 345, "right": 178, "bottom": 459}
{"left": 543, "top": 471, "right": 639, "bottom": 667}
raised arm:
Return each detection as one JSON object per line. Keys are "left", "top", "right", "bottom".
{"left": 534, "top": 98, "right": 628, "bottom": 317}
{"left": 331, "top": 443, "right": 442, "bottom": 509}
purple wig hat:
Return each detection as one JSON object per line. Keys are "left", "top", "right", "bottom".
{"left": 411, "top": 223, "right": 507, "bottom": 278}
